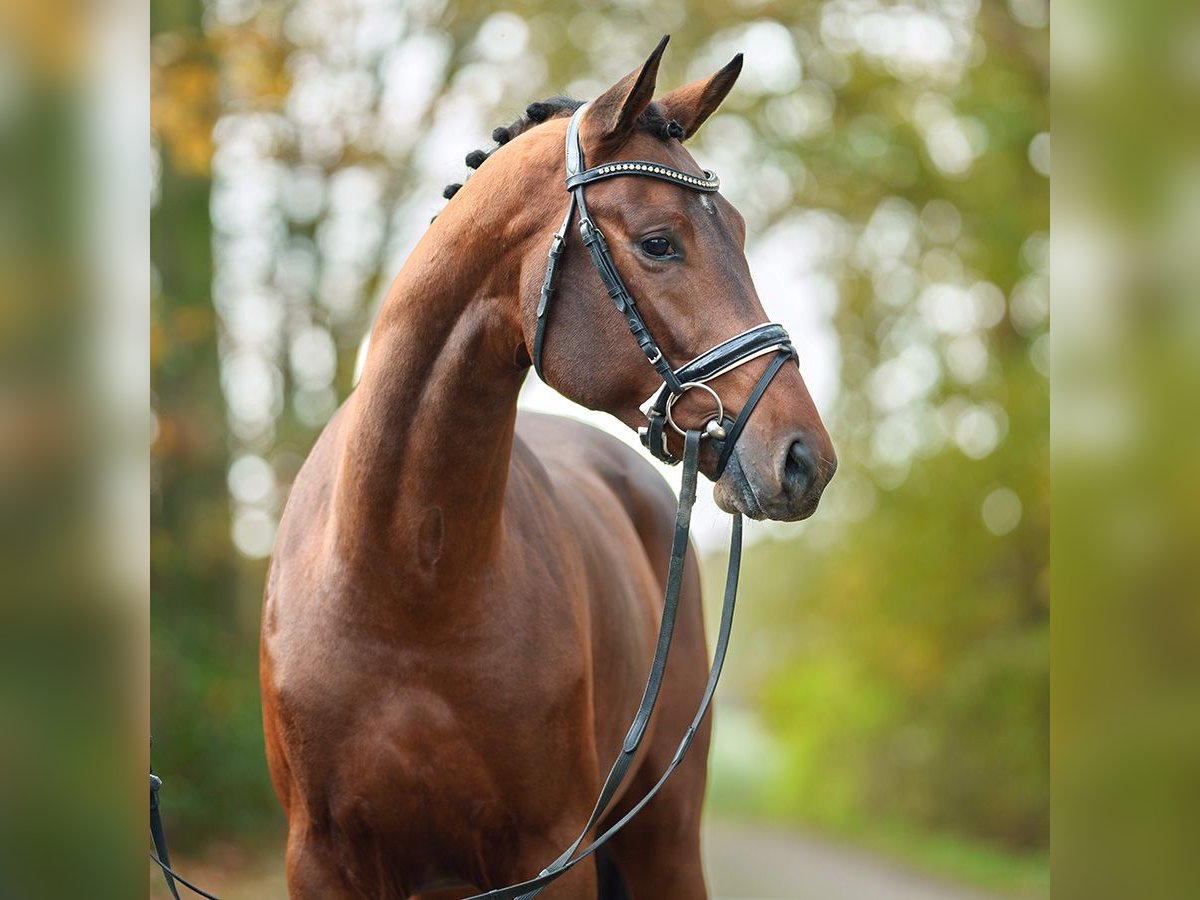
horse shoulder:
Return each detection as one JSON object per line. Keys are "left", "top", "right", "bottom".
{"left": 513, "top": 411, "right": 680, "bottom": 565}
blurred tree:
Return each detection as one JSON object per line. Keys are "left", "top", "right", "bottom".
{"left": 706, "top": 0, "right": 1049, "bottom": 862}
{"left": 152, "top": 0, "right": 282, "bottom": 842}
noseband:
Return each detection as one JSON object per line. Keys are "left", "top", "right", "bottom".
{"left": 533, "top": 103, "right": 797, "bottom": 478}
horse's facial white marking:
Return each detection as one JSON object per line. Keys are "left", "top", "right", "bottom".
{"left": 700, "top": 195, "right": 716, "bottom": 216}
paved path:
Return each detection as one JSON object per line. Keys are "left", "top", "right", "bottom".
{"left": 153, "top": 821, "right": 1013, "bottom": 900}
{"left": 704, "top": 821, "right": 1009, "bottom": 900}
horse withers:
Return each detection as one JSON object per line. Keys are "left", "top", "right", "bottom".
{"left": 261, "top": 37, "right": 835, "bottom": 899}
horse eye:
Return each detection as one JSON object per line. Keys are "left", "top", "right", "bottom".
{"left": 641, "top": 236, "right": 674, "bottom": 258}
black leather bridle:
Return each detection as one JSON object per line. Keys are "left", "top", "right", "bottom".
{"left": 150, "top": 103, "right": 798, "bottom": 900}
{"left": 533, "top": 102, "right": 798, "bottom": 478}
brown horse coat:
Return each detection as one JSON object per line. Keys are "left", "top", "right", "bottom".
{"left": 261, "top": 39, "right": 834, "bottom": 899}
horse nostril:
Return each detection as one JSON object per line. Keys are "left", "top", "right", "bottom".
{"left": 783, "top": 440, "right": 816, "bottom": 497}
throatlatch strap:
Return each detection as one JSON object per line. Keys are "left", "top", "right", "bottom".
{"left": 532, "top": 193, "right": 577, "bottom": 380}
{"left": 467, "top": 432, "right": 743, "bottom": 900}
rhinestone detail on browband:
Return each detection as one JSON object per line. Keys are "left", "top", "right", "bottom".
{"left": 569, "top": 161, "right": 720, "bottom": 191}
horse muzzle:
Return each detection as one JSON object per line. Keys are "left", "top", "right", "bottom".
{"left": 714, "top": 429, "right": 837, "bottom": 522}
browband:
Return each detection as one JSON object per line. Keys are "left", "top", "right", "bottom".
{"left": 566, "top": 162, "right": 719, "bottom": 192}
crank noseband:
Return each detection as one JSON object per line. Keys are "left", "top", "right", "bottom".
{"left": 533, "top": 103, "right": 797, "bottom": 478}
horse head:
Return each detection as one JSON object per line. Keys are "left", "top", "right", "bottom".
{"left": 445, "top": 37, "right": 836, "bottom": 521}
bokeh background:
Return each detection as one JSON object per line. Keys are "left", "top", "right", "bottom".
{"left": 150, "top": 0, "right": 1049, "bottom": 896}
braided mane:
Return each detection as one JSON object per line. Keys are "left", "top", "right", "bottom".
{"left": 441, "top": 97, "right": 683, "bottom": 200}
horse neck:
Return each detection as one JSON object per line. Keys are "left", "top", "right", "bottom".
{"left": 333, "top": 205, "right": 530, "bottom": 583}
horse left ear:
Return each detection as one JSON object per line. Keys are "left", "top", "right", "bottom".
{"left": 657, "top": 54, "right": 744, "bottom": 140}
{"left": 580, "top": 35, "right": 669, "bottom": 160}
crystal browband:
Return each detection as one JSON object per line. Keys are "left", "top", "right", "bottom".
{"left": 566, "top": 161, "right": 720, "bottom": 192}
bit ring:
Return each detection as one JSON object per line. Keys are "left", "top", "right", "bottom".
{"left": 665, "top": 382, "right": 725, "bottom": 438}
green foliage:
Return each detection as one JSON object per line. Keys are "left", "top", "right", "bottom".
{"left": 708, "top": 352, "right": 1048, "bottom": 859}
{"left": 703, "top": 375, "right": 1048, "bottom": 899}
{"left": 151, "top": 0, "right": 279, "bottom": 842}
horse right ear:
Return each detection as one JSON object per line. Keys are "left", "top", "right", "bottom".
{"left": 657, "top": 53, "right": 743, "bottom": 141}
{"left": 580, "top": 34, "right": 669, "bottom": 161}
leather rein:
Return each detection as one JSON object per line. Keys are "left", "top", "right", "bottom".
{"left": 468, "top": 105, "right": 798, "bottom": 899}
{"left": 150, "top": 102, "right": 798, "bottom": 900}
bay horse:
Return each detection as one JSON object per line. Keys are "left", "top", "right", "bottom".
{"left": 261, "top": 37, "right": 835, "bottom": 899}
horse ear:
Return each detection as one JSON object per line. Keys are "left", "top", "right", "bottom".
{"left": 580, "top": 34, "right": 669, "bottom": 160}
{"left": 657, "top": 53, "right": 743, "bottom": 140}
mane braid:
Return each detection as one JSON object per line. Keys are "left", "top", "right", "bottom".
{"left": 440, "top": 96, "right": 681, "bottom": 200}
